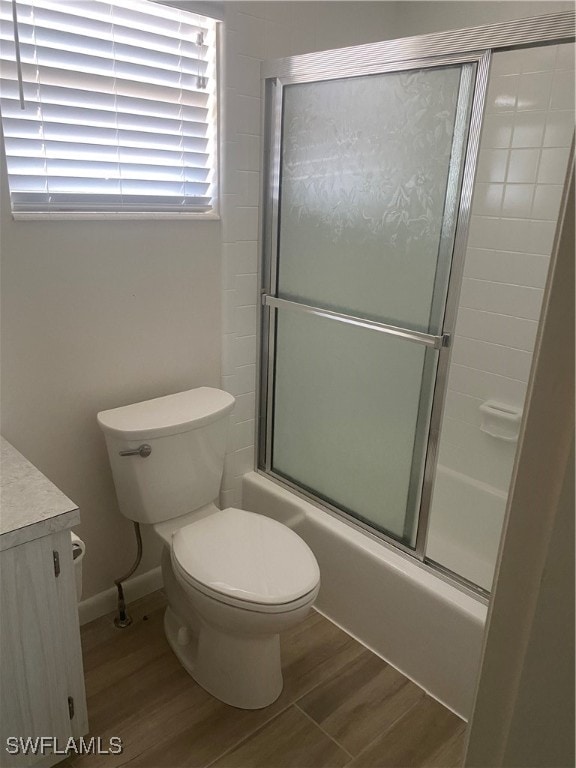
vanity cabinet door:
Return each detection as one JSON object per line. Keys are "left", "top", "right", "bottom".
{"left": 0, "top": 530, "right": 87, "bottom": 767}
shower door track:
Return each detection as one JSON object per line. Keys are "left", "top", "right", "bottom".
{"left": 257, "top": 11, "right": 576, "bottom": 598}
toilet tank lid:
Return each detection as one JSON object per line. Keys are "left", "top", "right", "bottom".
{"left": 97, "top": 387, "right": 235, "bottom": 440}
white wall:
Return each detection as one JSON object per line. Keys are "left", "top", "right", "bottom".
{"left": 0, "top": 150, "right": 222, "bottom": 599}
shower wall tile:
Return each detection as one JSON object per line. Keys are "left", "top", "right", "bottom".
{"left": 235, "top": 274, "right": 259, "bottom": 306}
{"left": 234, "top": 10, "right": 266, "bottom": 56}
{"left": 464, "top": 248, "right": 549, "bottom": 287}
{"left": 231, "top": 334, "right": 257, "bottom": 367}
{"left": 234, "top": 305, "right": 258, "bottom": 337}
{"left": 556, "top": 42, "right": 575, "bottom": 69}
{"left": 234, "top": 95, "right": 262, "bottom": 134}
{"left": 486, "top": 74, "right": 519, "bottom": 112}
{"left": 516, "top": 71, "right": 554, "bottom": 111}
{"left": 537, "top": 147, "right": 572, "bottom": 183}
{"left": 454, "top": 308, "right": 539, "bottom": 352}
{"left": 544, "top": 109, "right": 575, "bottom": 146}
{"left": 232, "top": 54, "right": 262, "bottom": 97}
{"left": 519, "top": 44, "right": 558, "bottom": 74}
{"left": 510, "top": 111, "right": 546, "bottom": 147}
{"left": 550, "top": 69, "right": 575, "bottom": 110}
{"left": 232, "top": 392, "right": 257, "bottom": 423}
{"left": 222, "top": 290, "right": 236, "bottom": 333}
{"left": 466, "top": 217, "right": 500, "bottom": 249}
{"left": 481, "top": 115, "right": 513, "bottom": 148}
{"left": 222, "top": 331, "right": 235, "bottom": 374}
{"left": 459, "top": 279, "right": 544, "bottom": 320}
{"left": 475, "top": 149, "right": 509, "bottom": 182}
{"left": 451, "top": 337, "right": 533, "bottom": 382}
{"left": 440, "top": 42, "right": 574, "bottom": 493}
{"left": 231, "top": 418, "right": 256, "bottom": 451}
{"left": 231, "top": 363, "right": 257, "bottom": 396}
{"left": 221, "top": 488, "right": 242, "bottom": 508}
{"left": 448, "top": 364, "right": 528, "bottom": 407}
{"left": 227, "top": 204, "right": 259, "bottom": 241}
{"left": 490, "top": 54, "right": 519, "bottom": 78}
{"left": 500, "top": 183, "right": 534, "bottom": 217}
{"left": 224, "top": 240, "right": 259, "bottom": 275}
{"left": 223, "top": 251, "right": 238, "bottom": 289}
{"left": 237, "top": 170, "right": 261, "bottom": 207}
{"left": 438, "top": 427, "right": 517, "bottom": 491}
{"left": 532, "top": 184, "right": 564, "bottom": 220}
{"left": 443, "top": 391, "right": 483, "bottom": 427}
{"left": 225, "top": 445, "right": 255, "bottom": 478}
{"left": 264, "top": 20, "right": 293, "bottom": 59}
{"left": 506, "top": 148, "right": 539, "bottom": 183}
{"left": 235, "top": 134, "right": 261, "bottom": 171}
{"left": 499, "top": 219, "right": 556, "bottom": 254}
{"left": 472, "top": 183, "right": 504, "bottom": 216}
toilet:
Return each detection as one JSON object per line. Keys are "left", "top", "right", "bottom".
{"left": 97, "top": 387, "right": 320, "bottom": 709}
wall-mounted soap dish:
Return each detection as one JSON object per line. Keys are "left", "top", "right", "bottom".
{"left": 479, "top": 400, "right": 522, "bottom": 443}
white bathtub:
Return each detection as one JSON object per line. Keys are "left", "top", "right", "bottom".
{"left": 427, "top": 465, "right": 507, "bottom": 592}
{"left": 243, "top": 471, "right": 487, "bottom": 719}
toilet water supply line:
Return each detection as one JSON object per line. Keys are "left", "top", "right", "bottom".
{"left": 114, "top": 522, "right": 143, "bottom": 628}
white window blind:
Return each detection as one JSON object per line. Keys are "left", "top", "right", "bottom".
{"left": 0, "top": 0, "right": 218, "bottom": 217}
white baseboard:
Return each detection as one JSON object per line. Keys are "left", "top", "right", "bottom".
{"left": 78, "top": 566, "right": 163, "bottom": 626}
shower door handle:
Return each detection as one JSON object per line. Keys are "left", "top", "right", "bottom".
{"left": 263, "top": 294, "right": 450, "bottom": 351}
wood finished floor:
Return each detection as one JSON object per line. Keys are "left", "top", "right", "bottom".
{"left": 63, "top": 591, "right": 466, "bottom": 768}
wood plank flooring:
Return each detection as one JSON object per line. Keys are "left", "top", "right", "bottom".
{"left": 63, "top": 591, "right": 465, "bottom": 768}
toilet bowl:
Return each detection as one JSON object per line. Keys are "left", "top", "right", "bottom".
{"left": 160, "top": 507, "right": 319, "bottom": 708}
{"left": 97, "top": 387, "right": 320, "bottom": 709}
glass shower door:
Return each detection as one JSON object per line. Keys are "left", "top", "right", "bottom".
{"left": 261, "top": 59, "right": 481, "bottom": 549}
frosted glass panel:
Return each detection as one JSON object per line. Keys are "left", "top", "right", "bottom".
{"left": 272, "top": 309, "right": 436, "bottom": 544}
{"left": 278, "top": 66, "right": 467, "bottom": 333}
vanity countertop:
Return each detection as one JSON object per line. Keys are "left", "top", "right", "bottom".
{"left": 0, "top": 436, "right": 79, "bottom": 551}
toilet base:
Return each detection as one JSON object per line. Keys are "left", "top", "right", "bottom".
{"left": 164, "top": 606, "right": 284, "bottom": 710}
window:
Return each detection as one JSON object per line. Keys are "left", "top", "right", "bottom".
{"left": 0, "top": 0, "right": 219, "bottom": 218}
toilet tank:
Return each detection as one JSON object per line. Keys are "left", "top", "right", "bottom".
{"left": 97, "top": 388, "right": 235, "bottom": 525}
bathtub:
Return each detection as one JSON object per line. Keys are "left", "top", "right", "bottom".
{"left": 242, "top": 471, "right": 487, "bottom": 719}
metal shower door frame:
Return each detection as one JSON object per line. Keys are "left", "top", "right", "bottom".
{"left": 256, "top": 11, "right": 576, "bottom": 593}
{"left": 259, "top": 48, "right": 488, "bottom": 559}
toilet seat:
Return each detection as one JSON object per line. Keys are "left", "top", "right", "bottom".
{"left": 171, "top": 508, "right": 320, "bottom": 613}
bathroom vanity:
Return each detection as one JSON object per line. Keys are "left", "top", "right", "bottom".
{"left": 0, "top": 437, "right": 88, "bottom": 767}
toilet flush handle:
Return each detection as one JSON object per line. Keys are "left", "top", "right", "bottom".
{"left": 119, "top": 444, "right": 152, "bottom": 458}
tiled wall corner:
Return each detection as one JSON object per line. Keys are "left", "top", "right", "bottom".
{"left": 219, "top": 5, "right": 267, "bottom": 508}
{"left": 439, "top": 43, "right": 574, "bottom": 491}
